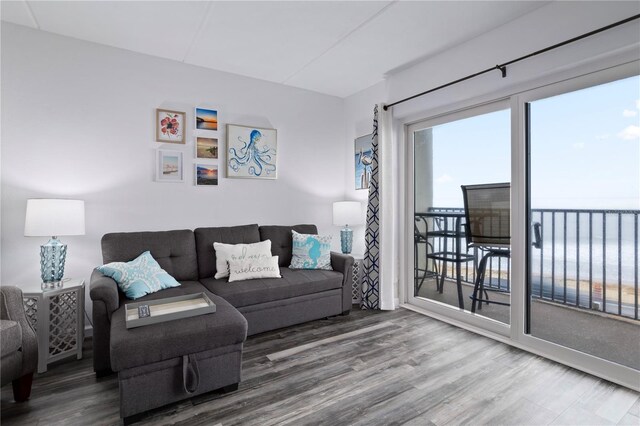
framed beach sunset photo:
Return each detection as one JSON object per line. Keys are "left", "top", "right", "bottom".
{"left": 195, "top": 107, "right": 218, "bottom": 131}
{"left": 156, "top": 149, "right": 184, "bottom": 183}
{"left": 195, "top": 136, "right": 218, "bottom": 159}
{"left": 227, "top": 124, "right": 277, "bottom": 179}
{"left": 195, "top": 164, "right": 218, "bottom": 186}
{"left": 156, "top": 109, "right": 185, "bottom": 143}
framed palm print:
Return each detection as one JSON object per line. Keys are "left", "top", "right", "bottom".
{"left": 355, "top": 133, "right": 373, "bottom": 190}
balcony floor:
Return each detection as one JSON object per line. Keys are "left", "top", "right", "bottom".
{"left": 415, "top": 278, "right": 640, "bottom": 370}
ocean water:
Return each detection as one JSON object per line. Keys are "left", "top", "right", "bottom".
{"left": 417, "top": 208, "right": 639, "bottom": 316}
{"left": 530, "top": 211, "right": 638, "bottom": 284}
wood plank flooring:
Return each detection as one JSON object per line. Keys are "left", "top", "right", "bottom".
{"left": 1, "top": 308, "right": 638, "bottom": 425}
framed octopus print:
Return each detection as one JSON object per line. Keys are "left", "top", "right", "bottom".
{"left": 226, "top": 124, "right": 277, "bottom": 179}
{"left": 156, "top": 108, "right": 185, "bottom": 144}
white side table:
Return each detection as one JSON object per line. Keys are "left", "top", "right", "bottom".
{"left": 350, "top": 254, "right": 365, "bottom": 305}
{"left": 22, "top": 279, "right": 85, "bottom": 373}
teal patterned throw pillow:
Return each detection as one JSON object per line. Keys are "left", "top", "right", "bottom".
{"left": 289, "top": 230, "right": 332, "bottom": 270}
{"left": 97, "top": 251, "right": 181, "bottom": 300}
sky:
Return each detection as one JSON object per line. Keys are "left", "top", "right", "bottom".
{"left": 425, "top": 75, "right": 640, "bottom": 210}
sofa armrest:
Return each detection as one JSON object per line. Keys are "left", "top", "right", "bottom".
{"left": 89, "top": 269, "right": 120, "bottom": 374}
{"left": 331, "top": 252, "right": 354, "bottom": 314}
{"left": 89, "top": 269, "right": 120, "bottom": 318}
{"left": 0, "top": 286, "right": 38, "bottom": 377}
{"left": 330, "top": 252, "right": 354, "bottom": 276}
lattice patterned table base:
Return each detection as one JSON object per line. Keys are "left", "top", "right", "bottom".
{"left": 23, "top": 296, "right": 39, "bottom": 330}
{"left": 49, "top": 292, "right": 79, "bottom": 356}
{"left": 22, "top": 279, "right": 84, "bottom": 373}
{"left": 351, "top": 257, "right": 363, "bottom": 305}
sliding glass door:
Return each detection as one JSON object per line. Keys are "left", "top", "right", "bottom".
{"left": 405, "top": 62, "right": 639, "bottom": 387}
{"left": 526, "top": 74, "right": 640, "bottom": 369}
{"left": 409, "top": 101, "right": 511, "bottom": 330}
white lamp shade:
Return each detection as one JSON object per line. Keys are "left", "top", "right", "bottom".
{"left": 24, "top": 199, "right": 86, "bottom": 237}
{"left": 333, "top": 201, "right": 364, "bottom": 226}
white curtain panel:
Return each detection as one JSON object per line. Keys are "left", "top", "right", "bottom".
{"left": 377, "top": 103, "right": 396, "bottom": 310}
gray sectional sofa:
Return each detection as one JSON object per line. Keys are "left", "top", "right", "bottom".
{"left": 89, "top": 224, "right": 353, "bottom": 420}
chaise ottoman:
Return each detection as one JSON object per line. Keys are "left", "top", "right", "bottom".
{"left": 108, "top": 286, "right": 248, "bottom": 424}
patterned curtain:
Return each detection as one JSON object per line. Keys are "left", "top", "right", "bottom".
{"left": 362, "top": 105, "right": 380, "bottom": 309}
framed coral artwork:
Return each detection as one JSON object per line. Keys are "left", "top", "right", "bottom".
{"left": 156, "top": 109, "right": 185, "bottom": 144}
{"left": 227, "top": 124, "right": 277, "bottom": 179}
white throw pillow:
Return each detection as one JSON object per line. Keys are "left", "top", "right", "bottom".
{"left": 213, "top": 240, "right": 272, "bottom": 279}
{"left": 228, "top": 256, "right": 281, "bottom": 282}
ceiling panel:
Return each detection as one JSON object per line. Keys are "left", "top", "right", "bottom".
{"left": 1, "top": 1, "right": 552, "bottom": 98}
{"left": 1, "top": 1, "right": 37, "bottom": 28}
{"left": 185, "top": 1, "right": 392, "bottom": 83}
{"left": 285, "top": 1, "right": 547, "bottom": 97}
{"left": 27, "top": 1, "right": 211, "bottom": 62}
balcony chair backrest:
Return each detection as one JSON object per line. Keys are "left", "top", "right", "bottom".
{"left": 461, "top": 182, "right": 510, "bottom": 248}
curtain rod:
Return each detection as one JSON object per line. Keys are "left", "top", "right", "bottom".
{"left": 383, "top": 13, "right": 640, "bottom": 111}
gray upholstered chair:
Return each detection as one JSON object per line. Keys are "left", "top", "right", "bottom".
{"left": 1, "top": 286, "right": 38, "bottom": 402}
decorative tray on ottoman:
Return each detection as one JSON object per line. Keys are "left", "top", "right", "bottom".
{"left": 125, "top": 292, "right": 216, "bottom": 329}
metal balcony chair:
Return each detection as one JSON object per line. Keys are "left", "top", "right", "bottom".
{"left": 414, "top": 215, "right": 441, "bottom": 294}
{"left": 461, "top": 183, "right": 511, "bottom": 313}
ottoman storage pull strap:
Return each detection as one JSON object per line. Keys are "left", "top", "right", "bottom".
{"left": 182, "top": 354, "right": 200, "bottom": 394}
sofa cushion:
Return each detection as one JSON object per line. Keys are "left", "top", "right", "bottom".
{"left": 101, "top": 230, "right": 198, "bottom": 281}
{"left": 259, "top": 224, "right": 318, "bottom": 266}
{"left": 199, "top": 267, "right": 342, "bottom": 308}
{"left": 0, "top": 320, "right": 21, "bottom": 356}
{"left": 110, "top": 281, "right": 247, "bottom": 372}
{"left": 194, "top": 225, "right": 261, "bottom": 279}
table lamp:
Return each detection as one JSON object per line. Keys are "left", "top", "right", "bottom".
{"left": 24, "top": 199, "right": 85, "bottom": 285}
{"left": 333, "top": 201, "right": 365, "bottom": 254}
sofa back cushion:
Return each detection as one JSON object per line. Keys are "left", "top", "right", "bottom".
{"left": 194, "top": 224, "right": 261, "bottom": 279}
{"left": 101, "top": 230, "right": 198, "bottom": 281}
{"left": 259, "top": 224, "right": 318, "bottom": 266}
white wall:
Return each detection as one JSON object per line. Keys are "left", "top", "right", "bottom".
{"left": 1, "top": 23, "right": 347, "bottom": 320}
{"left": 342, "top": 1, "right": 640, "bottom": 300}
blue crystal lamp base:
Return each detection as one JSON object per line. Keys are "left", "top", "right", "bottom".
{"left": 40, "top": 237, "right": 67, "bottom": 284}
{"left": 340, "top": 227, "right": 353, "bottom": 254}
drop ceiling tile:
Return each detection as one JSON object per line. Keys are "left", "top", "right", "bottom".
{"left": 285, "top": 1, "right": 547, "bottom": 97}
{"left": 1, "top": 1, "right": 37, "bottom": 28}
{"left": 2, "top": 0, "right": 552, "bottom": 98}
{"left": 185, "top": 1, "right": 392, "bottom": 84}
{"left": 27, "top": 1, "right": 210, "bottom": 61}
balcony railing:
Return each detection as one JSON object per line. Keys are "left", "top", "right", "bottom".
{"left": 417, "top": 207, "right": 639, "bottom": 320}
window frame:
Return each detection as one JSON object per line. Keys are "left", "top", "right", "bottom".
{"left": 406, "top": 98, "right": 512, "bottom": 337}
